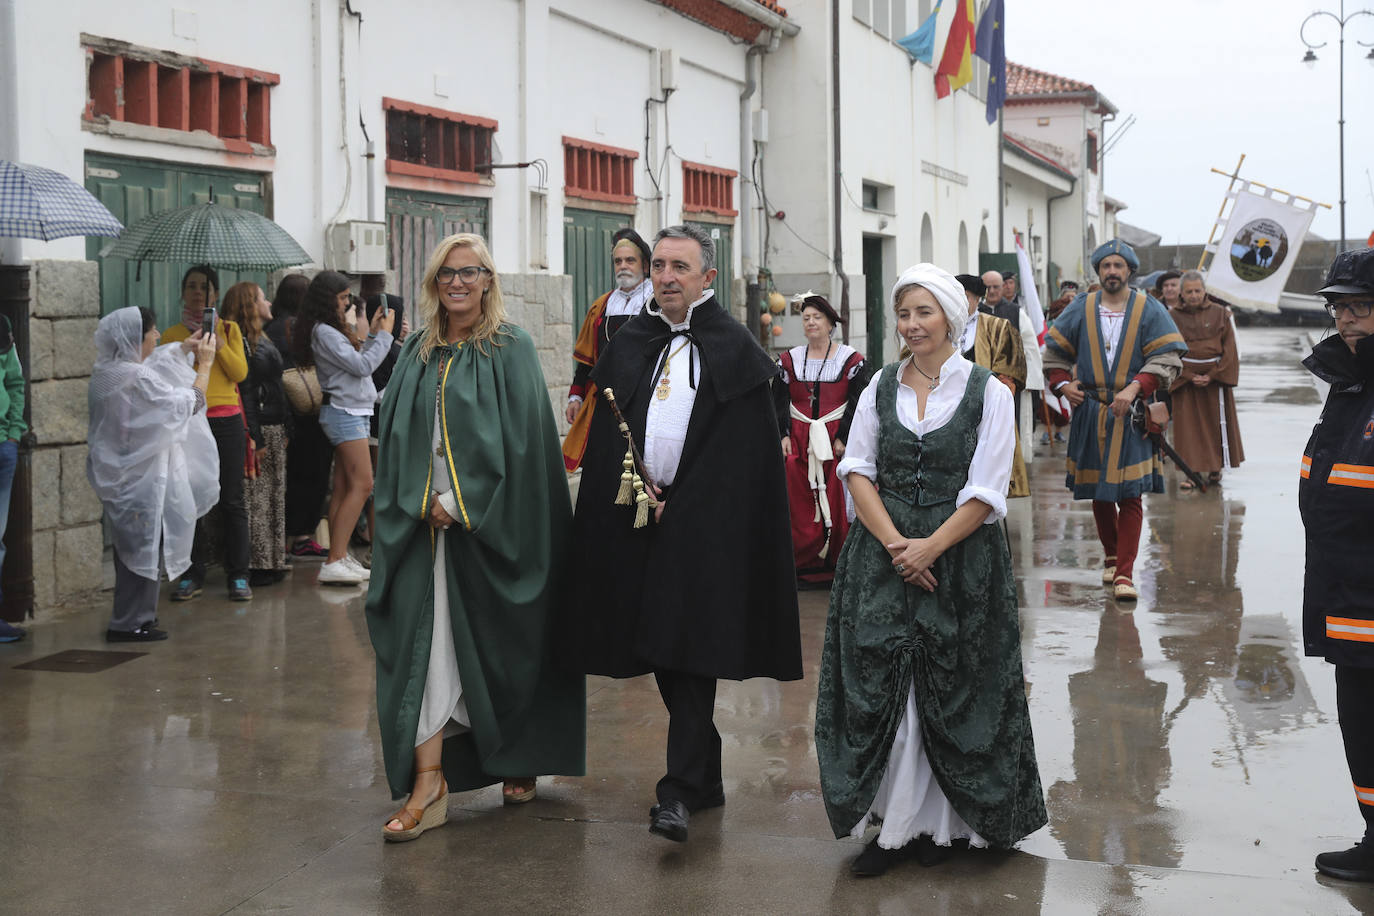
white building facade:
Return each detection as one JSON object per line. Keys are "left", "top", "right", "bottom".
{"left": 0, "top": 0, "right": 796, "bottom": 609}
{"left": 1002, "top": 61, "right": 1120, "bottom": 291}
{"left": 760, "top": 0, "right": 1001, "bottom": 364}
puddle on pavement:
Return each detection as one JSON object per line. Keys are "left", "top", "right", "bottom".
{"left": 1263, "top": 385, "right": 1322, "bottom": 405}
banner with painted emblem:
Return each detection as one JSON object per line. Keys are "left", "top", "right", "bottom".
{"left": 1205, "top": 184, "right": 1317, "bottom": 313}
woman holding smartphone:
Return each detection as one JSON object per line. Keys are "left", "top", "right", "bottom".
{"left": 293, "top": 271, "right": 395, "bottom": 585}
{"left": 162, "top": 264, "right": 254, "bottom": 603}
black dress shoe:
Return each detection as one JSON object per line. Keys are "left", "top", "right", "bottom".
{"left": 1317, "top": 841, "right": 1374, "bottom": 881}
{"left": 106, "top": 623, "right": 169, "bottom": 642}
{"left": 649, "top": 799, "right": 689, "bottom": 843}
{"left": 913, "top": 835, "right": 955, "bottom": 867}
{"left": 850, "top": 837, "right": 911, "bottom": 877}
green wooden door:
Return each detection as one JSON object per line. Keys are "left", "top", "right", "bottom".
{"left": 84, "top": 153, "right": 269, "bottom": 329}
{"left": 385, "top": 189, "right": 488, "bottom": 306}
{"left": 687, "top": 221, "right": 733, "bottom": 311}
{"left": 563, "top": 208, "right": 627, "bottom": 329}
{"left": 863, "top": 236, "right": 884, "bottom": 361}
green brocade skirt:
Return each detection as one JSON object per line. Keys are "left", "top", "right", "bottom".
{"left": 814, "top": 493, "right": 1047, "bottom": 848}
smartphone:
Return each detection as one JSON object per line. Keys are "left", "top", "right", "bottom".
{"left": 378, "top": 293, "right": 389, "bottom": 317}
{"left": 202, "top": 307, "right": 216, "bottom": 337}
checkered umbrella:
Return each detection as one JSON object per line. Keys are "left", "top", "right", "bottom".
{"left": 0, "top": 160, "right": 124, "bottom": 241}
{"left": 100, "top": 201, "right": 311, "bottom": 271}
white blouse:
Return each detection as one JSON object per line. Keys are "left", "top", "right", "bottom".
{"left": 836, "top": 352, "right": 1016, "bottom": 522}
{"left": 781, "top": 343, "right": 860, "bottom": 384}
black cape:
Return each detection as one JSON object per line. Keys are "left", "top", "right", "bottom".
{"left": 561, "top": 293, "right": 803, "bottom": 682}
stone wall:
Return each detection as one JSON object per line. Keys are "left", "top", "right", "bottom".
{"left": 500, "top": 272, "right": 575, "bottom": 431}
{"left": 28, "top": 259, "right": 105, "bottom": 609}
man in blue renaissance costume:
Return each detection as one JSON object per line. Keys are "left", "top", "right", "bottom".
{"left": 1042, "top": 239, "right": 1186, "bottom": 601}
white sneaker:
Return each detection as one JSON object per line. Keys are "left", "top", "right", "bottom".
{"left": 318, "top": 559, "right": 363, "bottom": 586}
{"left": 342, "top": 554, "right": 372, "bottom": 580}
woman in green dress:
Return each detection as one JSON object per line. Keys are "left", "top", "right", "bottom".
{"left": 366, "top": 233, "right": 585, "bottom": 842}
{"left": 815, "top": 263, "right": 1046, "bottom": 876}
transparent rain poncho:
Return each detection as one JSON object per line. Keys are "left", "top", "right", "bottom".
{"left": 86, "top": 307, "right": 219, "bottom": 580}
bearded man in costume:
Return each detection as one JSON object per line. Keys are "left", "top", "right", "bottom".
{"left": 1043, "top": 239, "right": 1186, "bottom": 602}
{"left": 562, "top": 224, "right": 802, "bottom": 844}
{"left": 562, "top": 228, "right": 654, "bottom": 471}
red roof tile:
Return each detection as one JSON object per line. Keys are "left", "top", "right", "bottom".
{"left": 755, "top": 0, "right": 788, "bottom": 14}
{"left": 1006, "top": 61, "right": 1116, "bottom": 114}
{"left": 1007, "top": 61, "right": 1095, "bottom": 98}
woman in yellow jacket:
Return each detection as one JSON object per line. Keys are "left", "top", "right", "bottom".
{"left": 162, "top": 265, "right": 254, "bottom": 602}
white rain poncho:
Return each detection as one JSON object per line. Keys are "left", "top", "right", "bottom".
{"left": 87, "top": 307, "right": 219, "bottom": 580}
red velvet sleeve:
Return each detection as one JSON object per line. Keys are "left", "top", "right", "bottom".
{"left": 1132, "top": 373, "right": 1159, "bottom": 397}
{"left": 1046, "top": 368, "right": 1072, "bottom": 390}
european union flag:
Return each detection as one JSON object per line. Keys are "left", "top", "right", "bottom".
{"left": 896, "top": 1, "right": 942, "bottom": 65}
{"left": 973, "top": 0, "right": 1006, "bottom": 125}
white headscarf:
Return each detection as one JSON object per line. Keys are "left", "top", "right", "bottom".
{"left": 890, "top": 263, "right": 968, "bottom": 345}
{"left": 87, "top": 308, "right": 219, "bottom": 580}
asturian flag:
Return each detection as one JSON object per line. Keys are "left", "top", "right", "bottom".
{"left": 973, "top": 0, "right": 1006, "bottom": 125}
{"left": 897, "top": 0, "right": 943, "bottom": 64}
{"left": 934, "top": 0, "right": 976, "bottom": 99}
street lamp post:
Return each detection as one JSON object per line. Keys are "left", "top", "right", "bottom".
{"left": 1300, "top": 1, "right": 1374, "bottom": 253}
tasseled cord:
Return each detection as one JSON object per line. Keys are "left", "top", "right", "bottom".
{"left": 613, "top": 419, "right": 656, "bottom": 528}
{"left": 603, "top": 386, "right": 656, "bottom": 528}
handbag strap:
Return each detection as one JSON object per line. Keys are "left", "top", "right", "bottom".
{"left": 295, "top": 365, "right": 320, "bottom": 412}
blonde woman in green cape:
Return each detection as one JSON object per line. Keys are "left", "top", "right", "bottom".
{"left": 366, "top": 234, "right": 585, "bottom": 841}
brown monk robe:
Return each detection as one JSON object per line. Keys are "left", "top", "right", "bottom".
{"left": 1168, "top": 274, "right": 1244, "bottom": 484}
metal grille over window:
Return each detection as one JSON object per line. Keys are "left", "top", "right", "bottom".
{"left": 562, "top": 137, "right": 637, "bottom": 205}
{"left": 682, "top": 161, "right": 738, "bottom": 217}
{"left": 383, "top": 98, "right": 497, "bottom": 184}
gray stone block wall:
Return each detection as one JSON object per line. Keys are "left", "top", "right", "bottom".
{"left": 27, "top": 260, "right": 106, "bottom": 611}
{"left": 501, "top": 272, "right": 574, "bottom": 433}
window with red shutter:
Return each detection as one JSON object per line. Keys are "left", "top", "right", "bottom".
{"left": 682, "top": 161, "right": 737, "bottom": 217}
{"left": 83, "top": 38, "right": 278, "bottom": 151}
{"left": 562, "top": 137, "right": 638, "bottom": 205}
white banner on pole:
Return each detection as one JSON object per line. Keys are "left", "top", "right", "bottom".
{"left": 1205, "top": 185, "right": 1316, "bottom": 313}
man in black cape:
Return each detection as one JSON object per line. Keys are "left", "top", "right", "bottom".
{"left": 562, "top": 224, "right": 802, "bottom": 843}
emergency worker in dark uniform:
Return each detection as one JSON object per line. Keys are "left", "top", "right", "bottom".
{"left": 1301, "top": 247, "right": 1374, "bottom": 881}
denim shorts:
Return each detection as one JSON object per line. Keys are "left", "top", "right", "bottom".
{"left": 319, "top": 403, "right": 371, "bottom": 446}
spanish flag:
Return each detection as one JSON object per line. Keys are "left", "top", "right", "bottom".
{"left": 934, "top": 0, "right": 976, "bottom": 99}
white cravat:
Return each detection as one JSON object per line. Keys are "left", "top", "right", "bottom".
{"left": 643, "top": 291, "right": 712, "bottom": 487}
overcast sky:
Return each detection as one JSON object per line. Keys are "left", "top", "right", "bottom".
{"left": 1006, "top": 0, "right": 1374, "bottom": 246}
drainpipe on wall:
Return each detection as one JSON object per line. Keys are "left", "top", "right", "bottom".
{"left": 831, "top": 0, "right": 849, "bottom": 341}
{"left": 741, "top": 42, "right": 766, "bottom": 337}
{"left": 1046, "top": 180, "right": 1076, "bottom": 287}
{"left": 0, "top": 0, "right": 21, "bottom": 265}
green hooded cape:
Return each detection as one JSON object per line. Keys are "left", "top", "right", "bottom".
{"left": 366, "top": 325, "right": 585, "bottom": 798}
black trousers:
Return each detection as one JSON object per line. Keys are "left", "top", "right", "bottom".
{"left": 1336, "top": 665, "right": 1374, "bottom": 837}
{"left": 654, "top": 670, "right": 724, "bottom": 811}
{"left": 285, "top": 414, "right": 332, "bottom": 539}
{"left": 190, "top": 414, "right": 250, "bottom": 580}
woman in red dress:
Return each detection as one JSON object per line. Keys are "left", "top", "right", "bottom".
{"left": 773, "top": 294, "right": 872, "bottom": 586}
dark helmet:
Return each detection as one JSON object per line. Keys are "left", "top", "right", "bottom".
{"left": 1316, "top": 247, "right": 1374, "bottom": 297}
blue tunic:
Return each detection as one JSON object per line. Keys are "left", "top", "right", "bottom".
{"left": 1045, "top": 290, "right": 1186, "bottom": 501}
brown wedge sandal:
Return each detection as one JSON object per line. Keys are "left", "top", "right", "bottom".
{"left": 382, "top": 764, "right": 449, "bottom": 842}
{"left": 503, "top": 778, "right": 537, "bottom": 804}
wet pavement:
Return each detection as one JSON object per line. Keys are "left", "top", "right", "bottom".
{"left": 3, "top": 326, "right": 1374, "bottom": 914}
